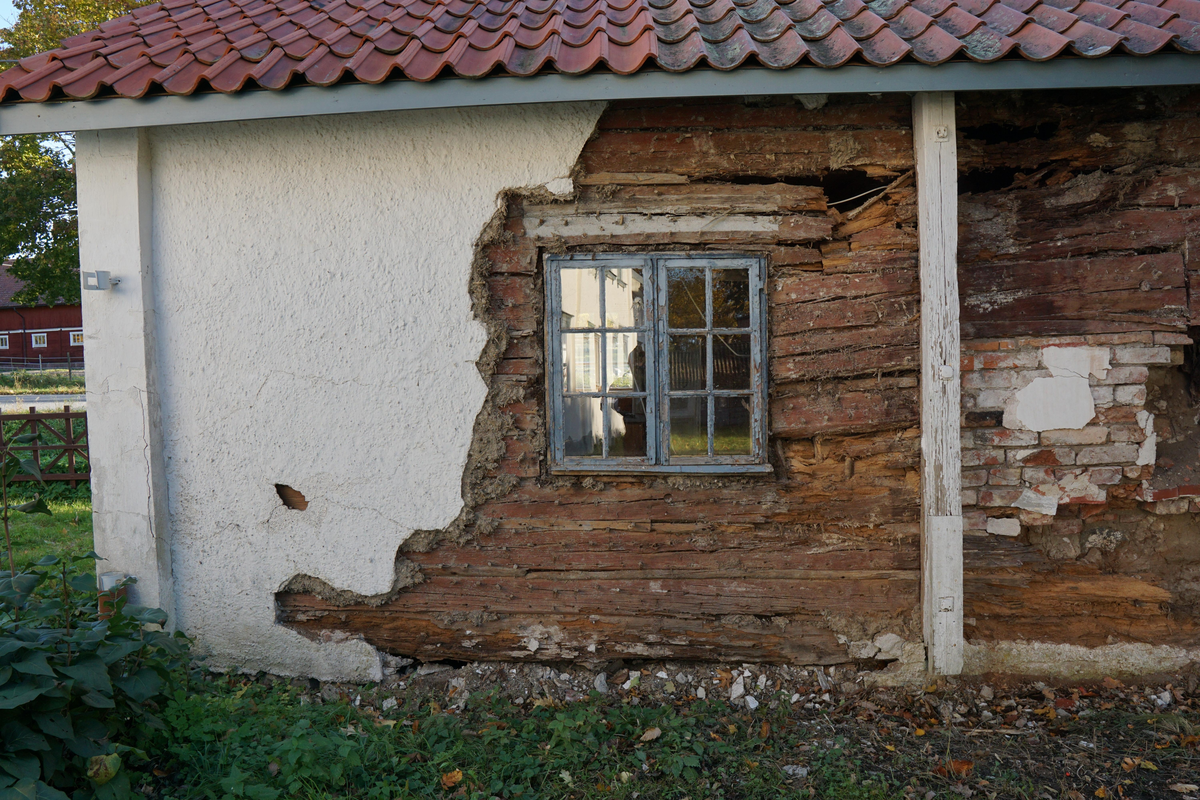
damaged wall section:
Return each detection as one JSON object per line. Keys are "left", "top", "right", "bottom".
{"left": 957, "top": 88, "right": 1200, "bottom": 656}
{"left": 278, "top": 95, "right": 926, "bottom": 667}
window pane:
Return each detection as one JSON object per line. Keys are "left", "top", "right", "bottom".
{"left": 603, "top": 268, "right": 645, "bottom": 328}
{"left": 669, "top": 335, "right": 706, "bottom": 391}
{"left": 712, "top": 268, "right": 751, "bottom": 329}
{"left": 670, "top": 397, "right": 708, "bottom": 456}
{"left": 608, "top": 397, "right": 648, "bottom": 457}
{"left": 563, "top": 397, "right": 603, "bottom": 457}
{"left": 561, "top": 333, "right": 602, "bottom": 393}
{"left": 714, "top": 396, "right": 753, "bottom": 455}
{"left": 607, "top": 332, "right": 648, "bottom": 392}
{"left": 560, "top": 267, "right": 601, "bottom": 329}
{"left": 667, "top": 268, "right": 706, "bottom": 329}
{"left": 713, "top": 334, "right": 752, "bottom": 390}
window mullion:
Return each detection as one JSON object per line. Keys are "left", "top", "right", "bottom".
{"left": 548, "top": 261, "right": 565, "bottom": 465}
{"left": 706, "top": 267, "right": 714, "bottom": 458}
{"left": 655, "top": 258, "right": 670, "bottom": 466}
{"left": 599, "top": 270, "right": 609, "bottom": 459}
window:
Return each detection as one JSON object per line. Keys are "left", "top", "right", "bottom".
{"left": 31, "top": 333, "right": 47, "bottom": 348}
{"left": 547, "top": 253, "right": 767, "bottom": 473}
{"left": 0, "top": 335, "right": 8, "bottom": 349}
{"left": 70, "top": 331, "right": 84, "bottom": 346}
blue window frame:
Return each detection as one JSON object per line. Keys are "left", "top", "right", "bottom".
{"left": 546, "top": 253, "right": 769, "bottom": 474}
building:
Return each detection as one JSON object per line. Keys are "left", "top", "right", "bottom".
{"left": 1, "top": 0, "right": 1199, "bottom": 681}
{"left": 0, "top": 263, "right": 84, "bottom": 368}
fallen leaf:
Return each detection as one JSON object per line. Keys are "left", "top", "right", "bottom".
{"left": 1121, "top": 758, "right": 1139, "bottom": 773}
{"left": 440, "top": 770, "right": 463, "bottom": 790}
{"left": 1067, "top": 791, "right": 1084, "bottom": 800}
{"left": 428, "top": 701, "right": 442, "bottom": 715}
{"left": 948, "top": 759, "right": 974, "bottom": 777}
{"left": 1095, "top": 788, "right": 1107, "bottom": 798}
{"left": 885, "top": 745, "right": 896, "bottom": 752}
{"left": 1139, "top": 761, "right": 1158, "bottom": 771}
{"left": 1102, "top": 677, "right": 1124, "bottom": 689}
{"left": 1169, "top": 784, "right": 1200, "bottom": 793}
{"left": 532, "top": 697, "right": 557, "bottom": 709}
{"left": 1181, "top": 735, "right": 1200, "bottom": 748}
{"left": 915, "top": 728, "right": 926, "bottom": 737}
{"left": 760, "top": 721, "right": 771, "bottom": 739}
{"left": 640, "top": 727, "right": 662, "bottom": 742}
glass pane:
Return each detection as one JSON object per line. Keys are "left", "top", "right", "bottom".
{"left": 561, "top": 333, "right": 602, "bottom": 393}
{"left": 670, "top": 397, "right": 708, "bottom": 456}
{"left": 714, "top": 396, "right": 753, "bottom": 455}
{"left": 606, "top": 332, "right": 648, "bottom": 393}
{"left": 607, "top": 397, "right": 648, "bottom": 457}
{"left": 603, "top": 267, "right": 645, "bottom": 328}
{"left": 669, "top": 335, "right": 706, "bottom": 391}
{"left": 560, "top": 267, "right": 601, "bottom": 329}
{"left": 667, "top": 268, "right": 707, "bottom": 329}
{"left": 562, "top": 397, "right": 603, "bottom": 457}
{"left": 713, "top": 334, "right": 752, "bottom": 390}
{"left": 712, "top": 268, "right": 751, "bottom": 329}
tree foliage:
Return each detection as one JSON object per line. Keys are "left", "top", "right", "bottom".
{"left": 0, "top": 0, "right": 151, "bottom": 307}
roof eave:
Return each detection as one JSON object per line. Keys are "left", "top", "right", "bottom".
{"left": 2, "top": 55, "right": 1199, "bottom": 135}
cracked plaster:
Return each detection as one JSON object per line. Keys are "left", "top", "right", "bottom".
{"left": 133, "top": 104, "right": 605, "bottom": 680}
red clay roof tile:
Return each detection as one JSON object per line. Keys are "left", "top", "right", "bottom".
{"left": 1, "top": 0, "right": 1197, "bottom": 104}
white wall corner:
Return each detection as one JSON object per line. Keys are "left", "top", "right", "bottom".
{"left": 914, "top": 92, "right": 964, "bottom": 676}
{"left": 77, "top": 128, "right": 174, "bottom": 623}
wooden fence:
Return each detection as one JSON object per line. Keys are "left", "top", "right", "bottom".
{"left": 1, "top": 405, "right": 89, "bottom": 486}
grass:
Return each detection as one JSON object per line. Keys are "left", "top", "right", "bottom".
{"left": 0, "top": 369, "right": 85, "bottom": 394}
{"left": 3, "top": 497, "right": 93, "bottom": 566}
{"left": 142, "top": 677, "right": 903, "bottom": 800}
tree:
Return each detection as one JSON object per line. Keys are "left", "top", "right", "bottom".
{"left": 0, "top": 0, "right": 151, "bottom": 306}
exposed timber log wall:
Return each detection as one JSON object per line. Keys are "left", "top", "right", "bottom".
{"left": 278, "top": 95, "right": 926, "bottom": 665}
{"left": 957, "top": 88, "right": 1200, "bottom": 652}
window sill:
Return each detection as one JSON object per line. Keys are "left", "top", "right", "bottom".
{"left": 550, "top": 463, "right": 774, "bottom": 476}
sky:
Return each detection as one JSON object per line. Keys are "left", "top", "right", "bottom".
{"left": 0, "top": 0, "right": 13, "bottom": 32}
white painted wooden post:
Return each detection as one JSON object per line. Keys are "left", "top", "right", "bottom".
{"left": 913, "top": 93, "right": 964, "bottom": 675}
{"left": 77, "top": 129, "right": 174, "bottom": 621}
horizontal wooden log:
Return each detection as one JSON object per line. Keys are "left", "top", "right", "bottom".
{"left": 770, "top": 324, "right": 919, "bottom": 380}
{"left": 552, "top": 183, "right": 828, "bottom": 215}
{"left": 407, "top": 527, "right": 918, "bottom": 574}
{"left": 278, "top": 607, "right": 856, "bottom": 664}
{"left": 771, "top": 378, "right": 919, "bottom": 438}
{"left": 581, "top": 129, "right": 913, "bottom": 178}
{"left": 523, "top": 212, "right": 833, "bottom": 245}
{"left": 772, "top": 293, "right": 919, "bottom": 336}
{"left": 771, "top": 268, "right": 917, "bottom": 305}
{"left": 964, "top": 568, "right": 1200, "bottom": 648}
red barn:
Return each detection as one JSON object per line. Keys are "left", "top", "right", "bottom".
{"left": 0, "top": 266, "right": 84, "bottom": 369}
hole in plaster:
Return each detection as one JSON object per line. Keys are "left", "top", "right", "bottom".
{"left": 959, "top": 167, "right": 1024, "bottom": 194}
{"left": 959, "top": 121, "right": 1058, "bottom": 145}
{"left": 1184, "top": 326, "right": 1200, "bottom": 404}
{"left": 822, "top": 169, "right": 892, "bottom": 207}
{"left": 276, "top": 484, "right": 309, "bottom": 511}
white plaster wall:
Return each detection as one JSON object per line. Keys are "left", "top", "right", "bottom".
{"left": 146, "top": 103, "right": 604, "bottom": 680}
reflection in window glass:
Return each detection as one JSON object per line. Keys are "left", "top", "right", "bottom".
{"left": 667, "top": 269, "right": 706, "bottom": 329}
{"left": 712, "top": 269, "right": 751, "bottom": 329}
{"left": 714, "top": 396, "right": 753, "bottom": 455}
{"left": 562, "top": 333, "right": 602, "bottom": 393}
{"left": 713, "top": 334, "right": 751, "bottom": 390}
{"left": 560, "top": 268, "right": 601, "bottom": 329}
{"left": 563, "top": 397, "right": 603, "bottom": 457}
{"left": 604, "top": 268, "right": 644, "bottom": 328}
{"left": 670, "top": 397, "right": 708, "bottom": 456}
{"left": 608, "top": 397, "right": 648, "bottom": 457}
{"left": 668, "top": 335, "right": 706, "bottom": 391}
{"left": 607, "top": 332, "right": 647, "bottom": 392}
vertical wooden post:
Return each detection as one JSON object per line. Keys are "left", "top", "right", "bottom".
{"left": 913, "top": 92, "right": 964, "bottom": 676}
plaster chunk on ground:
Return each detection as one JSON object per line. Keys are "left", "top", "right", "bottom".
{"left": 1042, "top": 346, "right": 1111, "bottom": 380}
{"left": 1136, "top": 410, "right": 1157, "bottom": 466}
{"left": 986, "top": 517, "right": 1021, "bottom": 537}
{"left": 1014, "top": 488, "right": 1058, "bottom": 516}
{"left": 1003, "top": 377, "right": 1095, "bottom": 432}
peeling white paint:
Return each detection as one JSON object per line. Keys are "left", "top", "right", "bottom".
{"left": 1003, "top": 376, "right": 1095, "bottom": 432}
{"left": 1014, "top": 488, "right": 1058, "bottom": 516}
{"left": 83, "top": 103, "right": 609, "bottom": 681}
{"left": 1042, "top": 346, "right": 1110, "bottom": 380}
{"left": 1136, "top": 409, "right": 1157, "bottom": 466}
{"left": 985, "top": 517, "right": 1021, "bottom": 537}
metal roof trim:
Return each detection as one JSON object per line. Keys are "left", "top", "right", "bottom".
{"left": 1, "top": 54, "right": 1197, "bottom": 134}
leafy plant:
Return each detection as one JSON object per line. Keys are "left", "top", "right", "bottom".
{"left": 0, "top": 431, "right": 188, "bottom": 799}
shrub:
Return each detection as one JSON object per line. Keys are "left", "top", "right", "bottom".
{"left": 0, "top": 556, "right": 189, "bottom": 799}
